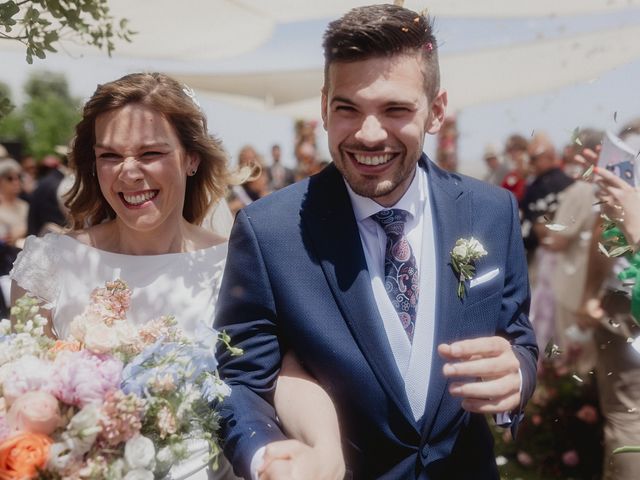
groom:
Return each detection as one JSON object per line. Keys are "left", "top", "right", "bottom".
{"left": 216, "top": 4, "right": 537, "bottom": 479}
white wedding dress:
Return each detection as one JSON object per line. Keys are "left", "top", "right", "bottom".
{"left": 10, "top": 233, "right": 239, "bottom": 480}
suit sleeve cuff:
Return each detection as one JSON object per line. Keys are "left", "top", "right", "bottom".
{"left": 495, "top": 368, "right": 523, "bottom": 427}
{"left": 250, "top": 446, "right": 266, "bottom": 480}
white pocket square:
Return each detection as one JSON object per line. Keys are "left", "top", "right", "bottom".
{"left": 469, "top": 268, "right": 500, "bottom": 288}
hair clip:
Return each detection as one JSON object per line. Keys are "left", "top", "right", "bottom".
{"left": 182, "top": 84, "right": 202, "bottom": 110}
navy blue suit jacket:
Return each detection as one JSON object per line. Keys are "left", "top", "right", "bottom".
{"left": 215, "top": 157, "right": 537, "bottom": 479}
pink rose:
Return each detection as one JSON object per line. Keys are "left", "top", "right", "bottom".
{"left": 6, "top": 391, "right": 61, "bottom": 435}
{"left": 562, "top": 450, "right": 579, "bottom": 467}
{"left": 52, "top": 351, "right": 123, "bottom": 407}
{"left": 517, "top": 451, "right": 534, "bottom": 467}
{"left": 576, "top": 405, "right": 599, "bottom": 424}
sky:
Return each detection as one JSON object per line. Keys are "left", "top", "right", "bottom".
{"left": 2, "top": 7, "right": 640, "bottom": 177}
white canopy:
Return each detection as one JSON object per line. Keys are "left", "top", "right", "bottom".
{"left": 3, "top": 0, "right": 640, "bottom": 61}
{"left": 172, "top": 24, "right": 640, "bottom": 117}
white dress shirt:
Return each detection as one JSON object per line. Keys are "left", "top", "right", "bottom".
{"left": 345, "top": 165, "right": 436, "bottom": 421}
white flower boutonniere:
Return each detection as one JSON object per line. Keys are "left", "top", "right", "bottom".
{"left": 450, "top": 237, "right": 488, "bottom": 300}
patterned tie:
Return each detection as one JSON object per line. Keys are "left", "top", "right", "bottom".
{"left": 373, "top": 209, "right": 419, "bottom": 342}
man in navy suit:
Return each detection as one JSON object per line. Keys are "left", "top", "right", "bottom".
{"left": 216, "top": 4, "right": 537, "bottom": 479}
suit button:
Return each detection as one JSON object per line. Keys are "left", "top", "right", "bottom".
{"left": 420, "top": 443, "right": 430, "bottom": 463}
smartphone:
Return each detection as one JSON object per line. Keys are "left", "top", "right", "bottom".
{"left": 598, "top": 130, "right": 638, "bottom": 187}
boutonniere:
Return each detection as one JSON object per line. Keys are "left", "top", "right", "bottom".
{"left": 450, "top": 237, "right": 488, "bottom": 300}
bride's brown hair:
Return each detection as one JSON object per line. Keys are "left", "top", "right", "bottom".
{"left": 65, "top": 72, "right": 231, "bottom": 229}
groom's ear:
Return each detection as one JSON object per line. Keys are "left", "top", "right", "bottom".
{"left": 425, "top": 89, "right": 448, "bottom": 135}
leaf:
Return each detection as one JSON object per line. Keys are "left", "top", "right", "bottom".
{"left": 598, "top": 242, "right": 610, "bottom": 257}
{"left": 582, "top": 164, "right": 594, "bottom": 180}
{"left": 609, "top": 245, "right": 632, "bottom": 258}
{"left": 571, "top": 126, "right": 580, "bottom": 143}
{"left": 0, "top": 1, "right": 19, "bottom": 22}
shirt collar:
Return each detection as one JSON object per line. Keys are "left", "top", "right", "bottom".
{"left": 345, "top": 164, "right": 425, "bottom": 223}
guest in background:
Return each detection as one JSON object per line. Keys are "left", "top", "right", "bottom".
{"left": 0, "top": 158, "right": 29, "bottom": 248}
{"left": 18, "top": 156, "right": 37, "bottom": 197}
{"left": 267, "top": 144, "right": 294, "bottom": 190}
{"left": 482, "top": 143, "right": 509, "bottom": 186}
{"left": 520, "top": 133, "right": 573, "bottom": 257}
{"left": 228, "top": 145, "right": 270, "bottom": 215}
{"left": 27, "top": 153, "right": 70, "bottom": 235}
{"left": 541, "top": 128, "right": 603, "bottom": 372}
{"left": 501, "top": 134, "right": 530, "bottom": 202}
{"left": 578, "top": 120, "right": 640, "bottom": 480}
{"left": 522, "top": 133, "right": 573, "bottom": 355}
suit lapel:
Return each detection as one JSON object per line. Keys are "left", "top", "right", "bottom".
{"left": 300, "top": 165, "right": 417, "bottom": 429}
{"left": 420, "top": 159, "right": 473, "bottom": 436}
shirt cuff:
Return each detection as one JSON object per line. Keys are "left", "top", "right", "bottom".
{"left": 250, "top": 446, "right": 266, "bottom": 480}
{"left": 495, "top": 368, "right": 523, "bottom": 427}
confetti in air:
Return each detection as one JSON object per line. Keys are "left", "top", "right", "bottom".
{"left": 544, "top": 340, "right": 563, "bottom": 358}
{"left": 545, "top": 224, "right": 567, "bottom": 232}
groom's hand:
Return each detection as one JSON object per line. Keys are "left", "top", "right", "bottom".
{"left": 438, "top": 336, "right": 521, "bottom": 413}
{"left": 258, "top": 439, "right": 345, "bottom": 480}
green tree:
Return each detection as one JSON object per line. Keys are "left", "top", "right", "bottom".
{"left": 0, "top": 81, "right": 26, "bottom": 145}
{"left": 0, "top": 72, "right": 80, "bottom": 159}
{"left": 0, "top": 0, "right": 133, "bottom": 119}
{"left": 0, "top": 0, "right": 133, "bottom": 63}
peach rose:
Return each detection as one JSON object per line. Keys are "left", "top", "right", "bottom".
{"left": 6, "top": 392, "right": 61, "bottom": 436}
{"left": 0, "top": 432, "right": 52, "bottom": 479}
{"left": 50, "top": 340, "right": 82, "bottom": 355}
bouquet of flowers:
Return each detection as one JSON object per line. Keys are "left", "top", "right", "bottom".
{"left": 0, "top": 279, "right": 238, "bottom": 479}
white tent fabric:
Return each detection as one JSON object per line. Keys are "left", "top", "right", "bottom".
{"left": 240, "top": 0, "right": 640, "bottom": 21}
{"left": 172, "top": 24, "right": 640, "bottom": 118}
{"left": 3, "top": 0, "right": 640, "bottom": 61}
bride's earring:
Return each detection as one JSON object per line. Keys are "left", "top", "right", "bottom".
{"left": 188, "top": 168, "right": 197, "bottom": 176}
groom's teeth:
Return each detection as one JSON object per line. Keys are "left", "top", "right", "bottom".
{"left": 354, "top": 153, "right": 393, "bottom": 166}
{"left": 123, "top": 191, "right": 157, "bottom": 205}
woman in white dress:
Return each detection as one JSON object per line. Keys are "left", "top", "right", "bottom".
{"left": 10, "top": 73, "right": 344, "bottom": 480}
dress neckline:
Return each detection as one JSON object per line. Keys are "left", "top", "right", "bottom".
{"left": 56, "top": 233, "right": 227, "bottom": 259}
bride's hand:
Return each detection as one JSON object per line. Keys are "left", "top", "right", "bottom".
{"left": 258, "top": 439, "right": 345, "bottom": 480}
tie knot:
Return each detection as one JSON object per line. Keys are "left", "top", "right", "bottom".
{"left": 373, "top": 209, "right": 409, "bottom": 236}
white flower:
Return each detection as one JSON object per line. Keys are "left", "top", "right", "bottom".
{"left": 467, "top": 237, "right": 487, "bottom": 257}
{"left": 125, "top": 435, "right": 156, "bottom": 471}
{"left": 450, "top": 237, "right": 488, "bottom": 300}
{"left": 67, "top": 404, "right": 103, "bottom": 453}
{"left": 0, "top": 319, "right": 11, "bottom": 335}
{"left": 124, "top": 469, "right": 154, "bottom": 480}
{"left": 48, "top": 441, "right": 79, "bottom": 471}
{"left": 155, "top": 445, "right": 177, "bottom": 473}
{"left": 452, "top": 244, "right": 468, "bottom": 259}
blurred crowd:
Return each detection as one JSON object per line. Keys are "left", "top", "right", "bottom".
{"left": 472, "top": 121, "right": 640, "bottom": 480}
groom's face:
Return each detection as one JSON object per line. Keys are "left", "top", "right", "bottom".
{"left": 322, "top": 53, "right": 446, "bottom": 207}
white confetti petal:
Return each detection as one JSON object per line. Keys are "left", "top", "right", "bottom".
{"left": 545, "top": 223, "right": 567, "bottom": 232}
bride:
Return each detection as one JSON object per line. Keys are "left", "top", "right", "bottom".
{"left": 10, "top": 73, "right": 343, "bottom": 480}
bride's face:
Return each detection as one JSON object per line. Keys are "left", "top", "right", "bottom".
{"left": 93, "top": 103, "right": 200, "bottom": 235}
